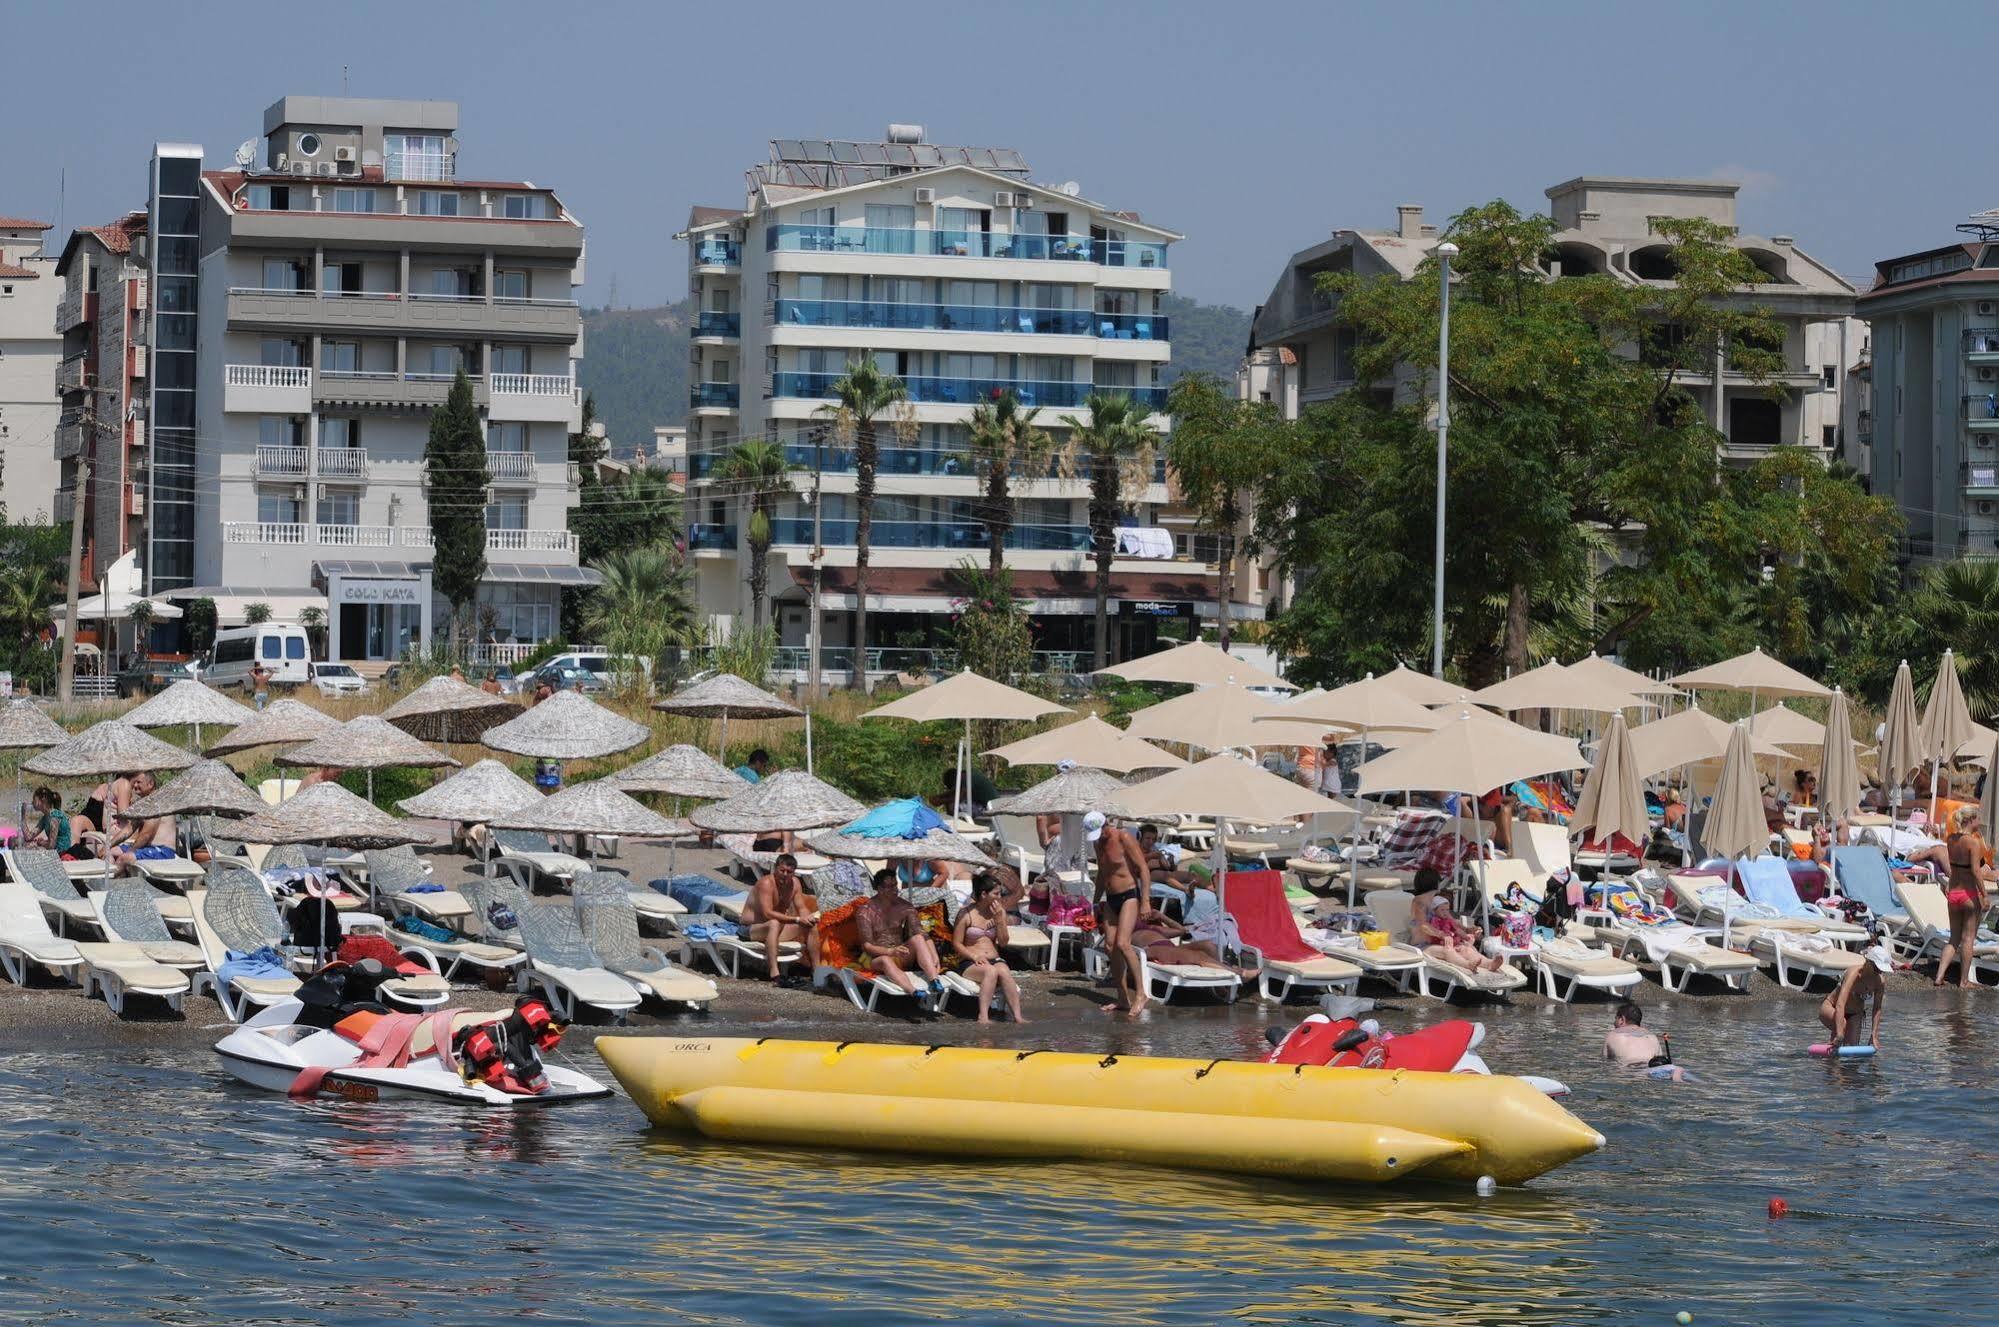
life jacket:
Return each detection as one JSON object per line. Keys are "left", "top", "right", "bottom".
{"left": 451, "top": 996, "right": 564, "bottom": 1096}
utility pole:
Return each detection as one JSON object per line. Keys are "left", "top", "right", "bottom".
{"left": 57, "top": 457, "right": 90, "bottom": 702}
{"left": 1431, "top": 241, "right": 1457, "bottom": 679}
{"left": 806, "top": 424, "right": 825, "bottom": 701}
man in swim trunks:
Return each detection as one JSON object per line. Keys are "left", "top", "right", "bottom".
{"left": 1819, "top": 943, "right": 1890, "bottom": 1048}
{"left": 741, "top": 853, "right": 820, "bottom": 985}
{"left": 1090, "top": 810, "right": 1151, "bottom": 1015}
{"left": 857, "top": 868, "right": 945, "bottom": 998}
{"left": 1604, "top": 1001, "right": 1687, "bottom": 1082}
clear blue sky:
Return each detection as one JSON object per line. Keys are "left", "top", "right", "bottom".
{"left": 0, "top": 0, "right": 1979, "bottom": 309}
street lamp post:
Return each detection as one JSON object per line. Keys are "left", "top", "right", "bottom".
{"left": 807, "top": 425, "right": 825, "bottom": 702}
{"left": 1431, "top": 241, "right": 1458, "bottom": 679}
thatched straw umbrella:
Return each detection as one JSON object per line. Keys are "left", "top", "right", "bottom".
{"left": 488, "top": 779, "right": 685, "bottom": 840}
{"left": 989, "top": 765, "right": 1149, "bottom": 819}
{"left": 0, "top": 700, "right": 73, "bottom": 831}
{"left": 653, "top": 672, "right": 802, "bottom": 761}
{"left": 115, "top": 758, "right": 266, "bottom": 822}
{"left": 690, "top": 769, "right": 865, "bottom": 833}
{"left": 805, "top": 823, "right": 995, "bottom": 869}
{"left": 381, "top": 675, "right": 520, "bottom": 744}
{"left": 202, "top": 698, "right": 340, "bottom": 758}
{"left": 608, "top": 743, "right": 748, "bottom": 800}
{"left": 24, "top": 720, "right": 199, "bottom": 780}
{"left": 230, "top": 781, "right": 438, "bottom": 849}
{"left": 481, "top": 689, "right": 649, "bottom": 762}
{"left": 276, "top": 715, "right": 459, "bottom": 802}
{"left": 122, "top": 679, "right": 256, "bottom": 749}
{"left": 394, "top": 757, "right": 541, "bottom": 826}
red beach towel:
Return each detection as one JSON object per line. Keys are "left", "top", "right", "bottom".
{"left": 1222, "top": 869, "right": 1318, "bottom": 963}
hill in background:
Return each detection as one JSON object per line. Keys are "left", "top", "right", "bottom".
{"left": 578, "top": 293, "right": 1251, "bottom": 456}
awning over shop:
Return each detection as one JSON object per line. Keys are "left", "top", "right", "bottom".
{"left": 160, "top": 585, "right": 327, "bottom": 625}
{"left": 483, "top": 562, "right": 604, "bottom": 586}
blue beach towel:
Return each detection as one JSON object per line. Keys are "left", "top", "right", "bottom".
{"left": 841, "top": 797, "right": 947, "bottom": 840}
{"left": 661, "top": 874, "right": 740, "bottom": 914}
{"left": 1736, "top": 856, "right": 1817, "bottom": 918}
{"left": 218, "top": 947, "right": 291, "bottom": 986}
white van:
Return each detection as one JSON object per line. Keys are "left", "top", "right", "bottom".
{"left": 206, "top": 624, "right": 314, "bottom": 692}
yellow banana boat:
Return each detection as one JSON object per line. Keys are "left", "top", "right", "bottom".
{"left": 595, "top": 1037, "right": 1605, "bottom": 1186}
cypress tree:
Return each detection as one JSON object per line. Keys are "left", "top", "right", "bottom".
{"left": 425, "top": 369, "right": 490, "bottom": 652}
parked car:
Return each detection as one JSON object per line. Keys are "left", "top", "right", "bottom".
{"left": 115, "top": 658, "right": 194, "bottom": 699}
{"left": 308, "top": 662, "right": 369, "bottom": 698}
{"left": 521, "top": 663, "right": 606, "bottom": 694}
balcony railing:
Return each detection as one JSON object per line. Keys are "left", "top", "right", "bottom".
{"left": 485, "top": 528, "right": 577, "bottom": 553}
{"left": 224, "top": 522, "right": 309, "bottom": 546}
{"left": 318, "top": 524, "right": 397, "bottom": 547}
{"left": 255, "top": 444, "right": 309, "bottom": 477}
{"left": 769, "top": 518, "right": 1093, "bottom": 552}
{"left": 490, "top": 372, "right": 576, "bottom": 398}
{"left": 771, "top": 372, "right": 1165, "bottom": 411}
{"left": 695, "top": 310, "right": 742, "bottom": 338}
{"left": 1967, "top": 329, "right": 1999, "bottom": 359}
{"left": 765, "top": 226, "right": 1168, "bottom": 268}
{"left": 1964, "top": 393, "right": 1999, "bottom": 425}
{"left": 695, "top": 237, "right": 742, "bottom": 266}
{"left": 318, "top": 447, "right": 367, "bottom": 479}
{"left": 770, "top": 299, "right": 1168, "bottom": 341}
{"left": 690, "top": 442, "right": 1166, "bottom": 484}
{"left": 761, "top": 645, "right": 1091, "bottom": 677}
{"left": 692, "top": 383, "right": 741, "bottom": 408}
{"left": 56, "top": 354, "right": 94, "bottom": 394}
{"left": 1963, "top": 462, "right": 1999, "bottom": 492}
{"left": 687, "top": 523, "right": 738, "bottom": 550}
{"left": 487, "top": 450, "right": 536, "bottom": 480}
{"left": 228, "top": 364, "right": 313, "bottom": 389}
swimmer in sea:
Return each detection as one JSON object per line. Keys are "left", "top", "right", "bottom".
{"left": 1819, "top": 943, "right": 1890, "bottom": 1049}
{"left": 1605, "top": 1001, "right": 1690, "bottom": 1082}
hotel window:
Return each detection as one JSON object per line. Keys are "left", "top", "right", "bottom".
{"left": 414, "top": 190, "right": 461, "bottom": 217}
{"left": 491, "top": 344, "right": 529, "bottom": 375}
{"left": 257, "top": 488, "right": 303, "bottom": 524}
{"left": 709, "top": 286, "right": 732, "bottom": 313}
{"left": 494, "top": 269, "right": 529, "bottom": 301}
{"left": 502, "top": 194, "right": 551, "bottom": 220}
{"left": 261, "top": 338, "right": 306, "bottom": 367}
{"left": 490, "top": 422, "right": 529, "bottom": 452}
{"left": 320, "top": 341, "right": 359, "bottom": 373}
{"left": 710, "top": 359, "right": 732, "bottom": 384}
{"left": 485, "top": 493, "right": 528, "bottom": 529}
{"left": 258, "top": 416, "right": 305, "bottom": 447}
{"left": 321, "top": 418, "right": 362, "bottom": 449}
{"left": 385, "top": 134, "right": 449, "bottom": 182}
{"left": 261, "top": 258, "right": 306, "bottom": 291}
{"left": 322, "top": 261, "right": 362, "bottom": 296}
{"left": 430, "top": 268, "right": 478, "bottom": 298}
{"left": 332, "top": 189, "right": 379, "bottom": 214}
{"left": 316, "top": 488, "right": 359, "bottom": 526}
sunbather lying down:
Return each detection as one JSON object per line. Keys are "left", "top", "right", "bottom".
{"left": 1605, "top": 1001, "right": 1692, "bottom": 1083}
{"left": 1133, "top": 911, "right": 1242, "bottom": 975}
{"left": 1410, "top": 870, "right": 1506, "bottom": 974}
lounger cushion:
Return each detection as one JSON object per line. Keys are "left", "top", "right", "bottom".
{"left": 622, "top": 964, "right": 717, "bottom": 1004}
{"left": 400, "top": 890, "right": 472, "bottom": 922}
{"left": 537, "top": 962, "right": 640, "bottom": 1009}
{"left": 1264, "top": 955, "right": 1363, "bottom": 983}
{"left": 75, "top": 943, "right": 190, "bottom": 996}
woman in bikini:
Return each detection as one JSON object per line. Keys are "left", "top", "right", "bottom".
{"left": 1938, "top": 806, "right": 1995, "bottom": 988}
{"left": 950, "top": 875, "right": 1025, "bottom": 1023}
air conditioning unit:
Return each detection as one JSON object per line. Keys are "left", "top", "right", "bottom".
{"left": 914, "top": 187, "right": 936, "bottom": 203}
{"left": 1982, "top": 367, "right": 1997, "bottom": 381}
{"left": 274, "top": 153, "right": 289, "bottom": 171}
{"left": 334, "top": 145, "right": 356, "bottom": 163}
{"left": 129, "top": 491, "right": 144, "bottom": 515}
{"left": 291, "top": 161, "right": 313, "bottom": 177}
{"left": 1981, "top": 501, "right": 1994, "bottom": 516}
{"left": 1982, "top": 302, "right": 1996, "bottom": 316}
{"left": 319, "top": 162, "right": 338, "bottom": 177}
{"left": 132, "top": 281, "right": 148, "bottom": 310}
{"left": 994, "top": 191, "right": 1015, "bottom": 208}
{"left": 1015, "top": 193, "right": 1034, "bottom": 210}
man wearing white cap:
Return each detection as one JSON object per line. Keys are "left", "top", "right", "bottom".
{"left": 1819, "top": 943, "right": 1891, "bottom": 1050}
{"left": 1089, "top": 809, "right": 1152, "bottom": 1015}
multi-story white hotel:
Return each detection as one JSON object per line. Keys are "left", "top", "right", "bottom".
{"left": 1, "top": 215, "right": 62, "bottom": 524}
{"left": 59, "top": 96, "right": 590, "bottom": 663}
{"left": 680, "top": 128, "right": 1219, "bottom": 677}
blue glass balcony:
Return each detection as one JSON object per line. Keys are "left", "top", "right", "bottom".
{"left": 768, "top": 518, "right": 1092, "bottom": 551}
{"left": 765, "top": 225, "right": 1167, "bottom": 269}
{"left": 771, "top": 372, "right": 1166, "bottom": 411}
{"left": 691, "top": 383, "right": 740, "bottom": 409}
{"left": 687, "top": 523, "right": 738, "bottom": 549}
{"left": 695, "top": 236, "right": 741, "bottom": 266}
{"left": 772, "top": 299, "right": 1167, "bottom": 341}
{"left": 694, "top": 310, "right": 740, "bottom": 338}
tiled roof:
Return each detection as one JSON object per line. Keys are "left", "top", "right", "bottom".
{"left": 687, "top": 205, "right": 741, "bottom": 228}
{"left": 0, "top": 217, "right": 53, "bottom": 230}
{"left": 0, "top": 261, "right": 40, "bottom": 278}
{"left": 86, "top": 212, "right": 147, "bottom": 254}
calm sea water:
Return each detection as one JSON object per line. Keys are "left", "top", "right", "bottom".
{"left": 1, "top": 990, "right": 1993, "bottom": 1325}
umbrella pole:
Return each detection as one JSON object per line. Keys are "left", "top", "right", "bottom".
{"left": 718, "top": 708, "right": 730, "bottom": 763}
{"left": 1346, "top": 725, "right": 1370, "bottom": 909}
{"left": 955, "top": 719, "right": 969, "bottom": 820}
{"left": 1930, "top": 757, "right": 1940, "bottom": 825}
{"left": 805, "top": 709, "right": 815, "bottom": 776}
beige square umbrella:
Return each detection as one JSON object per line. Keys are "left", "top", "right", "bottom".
{"left": 689, "top": 769, "right": 866, "bottom": 834}
{"left": 24, "top": 720, "right": 200, "bottom": 779}
{"left": 984, "top": 714, "right": 1185, "bottom": 774}
{"left": 1818, "top": 688, "right": 1863, "bottom": 828}
{"left": 1629, "top": 705, "right": 1793, "bottom": 780}
{"left": 1569, "top": 712, "right": 1648, "bottom": 850}
{"left": 866, "top": 668, "right": 1071, "bottom": 816}
{"left": 480, "top": 689, "right": 650, "bottom": 762}
{"left": 231, "top": 781, "right": 438, "bottom": 849}
{"left": 277, "top": 715, "right": 460, "bottom": 802}
{"left": 1469, "top": 661, "right": 1650, "bottom": 716}
{"left": 1356, "top": 708, "right": 1586, "bottom": 799}
{"left": 1878, "top": 660, "right": 1922, "bottom": 817}
{"left": 1700, "top": 722, "right": 1768, "bottom": 863}
{"left": 115, "top": 758, "right": 266, "bottom": 822}
{"left": 1748, "top": 703, "right": 1827, "bottom": 753}
{"left": 1277, "top": 677, "right": 1440, "bottom": 735}
{"left": 121, "top": 679, "right": 256, "bottom": 749}
{"left": 1092, "top": 639, "right": 1295, "bottom": 691}
{"left": 1567, "top": 652, "right": 1681, "bottom": 699}
{"left": 653, "top": 672, "right": 803, "bottom": 761}
{"left": 1919, "top": 649, "right": 1977, "bottom": 821}
{"left": 380, "top": 675, "right": 520, "bottom": 744}
{"left": 1373, "top": 663, "right": 1467, "bottom": 707}
{"left": 202, "top": 698, "right": 340, "bottom": 757}
{"left": 395, "top": 758, "right": 541, "bottom": 825}
{"left": 1127, "top": 679, "right": 1328, "bottom": 753}
{"left": 1671, "top": 647, "right": 1831, "bottom": 709}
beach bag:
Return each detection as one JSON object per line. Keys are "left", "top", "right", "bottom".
{"left": 486, "top": 900, "right": 518, "bottom": 933}
{"left": 1360, "top": 930, "right": 1389, "bottom": 951}
{"left": 1495, "top": 911, "right": 1533, "bottom": 950}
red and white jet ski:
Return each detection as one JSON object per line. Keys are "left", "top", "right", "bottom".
{"left": 1263, "top": 1013, "right": 1570, "bottom": 1098}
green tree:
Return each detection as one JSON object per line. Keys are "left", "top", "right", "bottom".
{"left": 243, "top": 602, "right": 272, "bottom": 626}
{"left": 298, "top": 605, "right": 326, "bottom": 658}
{"left": 0, "top": 565, "right": 55, "bottom": 643}
{"left": 128, "top": 599, "right": 157, "bottom": 658}
{"left": 183, "top": 597, "right": 218, "bottom": 658}
{"left": 1834, "top": 561, "right": 1999, "bottom": 715}
{"left": 1060, "top": 392, "right": 1156, "bottom": 669}
{"left": 424, "top": 369, "right": 490, "bottom": 652}
{"left": 1166, "top": 374, "right": 1283, "bottom": 648}
{"left": 582, "top": 545, "right": 693, "bottom": 693}
{"left": 819, "top": 359, "right": 913, "bottom": 688}
{"left": 712, "top": 437, "right": 798, "bottom": 628}
{"left": 960, "top": 391, "right": 1052, "bottom": 574}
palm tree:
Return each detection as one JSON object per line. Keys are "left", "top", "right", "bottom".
{"left": 712, "top": 437, "right": 798, "bottom": 628}
{"left": 583, "top": 546, "right": 694, "bottom": 688}
{"left": 0, "top": 566, "right": 54, "bottom": 642}
{"left": 818, "top": 359, "right": 911, "bottom": 689}
{"left": 1060, "top": 393, "right": 1156, "bottom": 670}
{"left": 961, "top": 391, "right": 1052, "bottom": 575}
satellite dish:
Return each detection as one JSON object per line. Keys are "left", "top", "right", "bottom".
{"left": 233, "top": 139, "right": 257, "bottom": 168}
{"left": 1059, "top": 181, "right": 1082, "bottom": 197}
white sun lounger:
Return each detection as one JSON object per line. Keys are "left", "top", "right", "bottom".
{"left": 74, "top": 941, "right": 190, "bottom": 1016}
{"left": 0, "top": 877, "right": 85, "bottom": 985}
{"left": 188, "top": 887, "right": 301, "bottom": 1022}
{"left": 1365, "top": 888, "right": 1526, "bottom": 1001}
{"left": 90, "top": 885, "right": 205, "bottom": 972}
{"left": 513, "top": 901, "right": 642, "bottom": 1021}
{"left": 574, "top": 880, "right": 717, "bottom": 1009}
{"left": 5, "top": 848, "right": 99, "bottom": 936}
{"left": 1895, "top": 879, "right": 1999, "bottom": 985}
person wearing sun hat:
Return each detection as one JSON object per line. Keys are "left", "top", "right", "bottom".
{"left": 1819, "top": 941, "right": 1892, "bottom": 1050}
